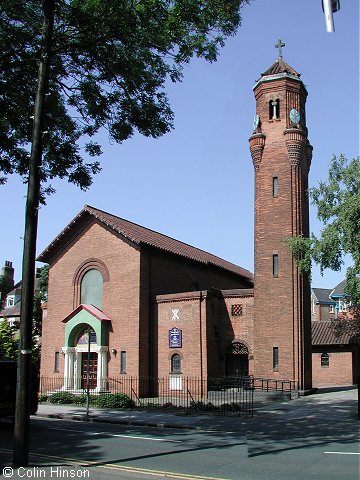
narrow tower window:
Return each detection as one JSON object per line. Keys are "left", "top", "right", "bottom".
{"left": 273, "top": 347, "right": 279, "bottom": 370}
{"left": 54, "top": 351, "right": 60, "bottom": 373}
{"left": 120, "top": 351, "right": 127, "bottom": 373}
{"left": 272, "top": 254, "right": 279, "bottom": 277}
{"left": 269, "top": 99, "right": 280, "bottom": 119}
{"left": 272, "top": 176, "right": 278, "bottom": 197}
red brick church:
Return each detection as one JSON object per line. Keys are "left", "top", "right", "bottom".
{"left": 39, "top": 50, "right": 316, "bottom": 392}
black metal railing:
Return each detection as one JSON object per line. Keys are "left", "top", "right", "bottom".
{"left": 39, "top": 375, "right": 298, "bottom": 416}
{"left": 252, "top": 377, "right": 298, "bottom": 392}
{"left": 39, "top": 375, "right": 255, "bottom": 416}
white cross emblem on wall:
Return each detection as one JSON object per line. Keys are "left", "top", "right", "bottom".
{"left": 172, "top": 309, "right": 180, "bottom": 321}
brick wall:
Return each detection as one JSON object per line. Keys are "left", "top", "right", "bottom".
{"left": 155, "top": 289, "right": 255, "bottom": 380}
{"left": 40, "top": 220, "right": 142, "bottom": 379}
{"left": 155, "top": 291, "right": 207, "bottom": 379}
{"left": 312, "top": 349, "right": 355, "bottom": 387}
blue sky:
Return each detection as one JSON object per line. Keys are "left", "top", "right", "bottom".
{"left": 1, "top": 0, "right": 359, "bottom": 288}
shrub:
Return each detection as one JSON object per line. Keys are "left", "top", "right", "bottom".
{"left": 189, "top": 400, "right": 218, "bottom": 412}
{"left": 91, "top": 393, "right": 134, "bottom": 409}
{"left": 72, "top": 394, "right": 87, "bottom": 405}
{"left": 38, "top": 394, "right": 48, "bottom": 403}
{"left": 48, "top": 392, "right": 76, "bottom": 404}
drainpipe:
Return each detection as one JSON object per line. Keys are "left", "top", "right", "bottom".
{"left": 199, "top": 291, "right": 204, "bottom": 397}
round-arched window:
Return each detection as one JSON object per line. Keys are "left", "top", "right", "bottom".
{"left": 321, "top": 353, "right": 329, "bottom": 367}
{"left": 80, "top": 269, "right": 103, "bottom": 308}
{"left": 171, "top": 354, "right": 181, "bottom": 373}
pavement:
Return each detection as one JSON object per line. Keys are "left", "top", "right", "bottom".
{"left": 35, "top": 386, "right": 359, "bottom": 433}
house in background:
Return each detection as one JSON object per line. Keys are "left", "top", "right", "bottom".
{"left": 311, "top": 288, "right": 336, "bottom": 322}
{"left": 0, "top": 283, "right": 22, "bottom": 328}
{"left": 0, "top": 261, "right": 21, "bottom": 328}
{"left": 330, "top": 279, "right": 353, "bottom": 320}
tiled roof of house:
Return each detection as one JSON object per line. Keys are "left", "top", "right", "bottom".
{"left": 0, "top": 301, "right": 21, "bottom": 318}
{"left": 261, "top": 58, "right": 301, "bottom": 78}
{"left": 38, "top": 205, "right": 253, "bottom": 283}
{"left": 312, "top": 321, "right": 353, "bottom": 345}
{"left": 62, "top": 304, "right": 111, "bottom": 323}
{"left": 312, "top": 288, "right": 334, "bottom": 304}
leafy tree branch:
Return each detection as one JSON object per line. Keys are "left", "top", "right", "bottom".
{"left": 287, "top": 155, "right": 360, "bottom": 335}
{"left": 1, "top": 0, "right": 250, "bottom": 196}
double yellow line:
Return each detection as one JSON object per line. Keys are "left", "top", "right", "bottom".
{"left": 0, "top": 449, "right": 231, "bottom": 480}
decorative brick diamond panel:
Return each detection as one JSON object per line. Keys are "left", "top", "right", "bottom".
{"left": 231, "top": 304, "right": 243, "bottom": 316}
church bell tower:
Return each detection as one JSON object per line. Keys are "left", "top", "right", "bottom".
{"left": 249, "top": 41, "right": 312, "bottom": 390}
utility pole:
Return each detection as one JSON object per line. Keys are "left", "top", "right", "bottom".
{"left": 13, "top": 0, "right": 55, "bottom": 467}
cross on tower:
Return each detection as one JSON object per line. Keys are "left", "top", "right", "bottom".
{"left": 275, "top": 38, "right": 285, "bottom": 58}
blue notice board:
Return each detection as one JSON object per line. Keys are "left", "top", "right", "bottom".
{"left": 169, "top": 327, "right": 182, "bottom": 348}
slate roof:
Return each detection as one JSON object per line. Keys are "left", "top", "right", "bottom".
{"left": 312, "top": 321, "right": 354, "bottom": 345}
{"left": 312, "top": 288, "right": 334, "bottom": 305}
{"left": 331, "top": 279, "right": 348, "bottom": 297}
{"left": 38, "top": 205, "right": 254, "bottom": 283}
{"left": 261, "top": 58, "right": 301, "bottom": 78}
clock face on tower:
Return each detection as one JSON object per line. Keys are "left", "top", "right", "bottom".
{"left": 289, "top": 108, "right": 301, "bottom": 125}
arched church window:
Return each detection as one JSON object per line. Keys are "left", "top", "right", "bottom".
{"left": 269, "top": 99, "right": 280, "bottom": 119}
{"left": 80, "top": 269, "right": 103, "bottom": 308}
{"left": 226, "top": 343, "right": 249, "bottom": 377}
{"left": 171, "top": 354, "right": 181, "bottom": 373}
{"left": 321, "top": 353, "right": 329, "bottom": 367}
{"left": 231, "top": 343, "right": 248, "bottom": 355}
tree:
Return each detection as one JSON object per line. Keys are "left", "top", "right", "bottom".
{"left": 0, "top": 272, "right": 13, "bottom": 302}
{"left": 2, "top": 1, "right": 251, "bottom": 465}
{"left": 0, "top": 265, "right": 48, "bottom": 364}
{"left": 288, "top": 154, "right": 360, "bottom": 336}
{"left": 0, "top": 320, "right": 18, "bottom": 360}
{"left": 33, "top": 264, "right": 49, "bottom": 336}
{"left": 1, "top": 0, "right": 250, "bottom": 192}
{"left": 32, "top": 265, "right": 49, "bottom": 363}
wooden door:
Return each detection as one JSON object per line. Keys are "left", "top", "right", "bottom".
{"left": 82, "top": 352, "right": 97, "bottom": 389}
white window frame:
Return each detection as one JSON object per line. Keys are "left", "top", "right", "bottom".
{"left": 6, "top": 295, "right": 15, "bottom": 308}
{"left": 339, "top": 300, "right": 347, "bottom": 312}
{"left": 312, "top": 299, "right": 316, "bottom": 315}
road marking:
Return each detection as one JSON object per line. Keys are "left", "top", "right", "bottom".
{"left": 324, "top": 451, "right": 360, "bottom": 455}
{"left": 0, "top": 448, "right": 231, "bottom": 480}
{"left": 89, "top": 431, "right": 183, "bottom": 442}
{"left": 49, "top": 426, "right": 182, "bottom": 442}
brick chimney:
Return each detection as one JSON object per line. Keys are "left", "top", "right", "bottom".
{"left": 1, "top": 260, "right": 15, "bottom": 301}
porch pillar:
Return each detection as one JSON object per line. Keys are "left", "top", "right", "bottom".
{"left": 74, "top": 351, "right": 82, "bottom": 389}
{"left": 96, "top": 346, "right": 108, "bottom": 392}
{"left": 62, "top": 346, "right": 76, "bottom": 390}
